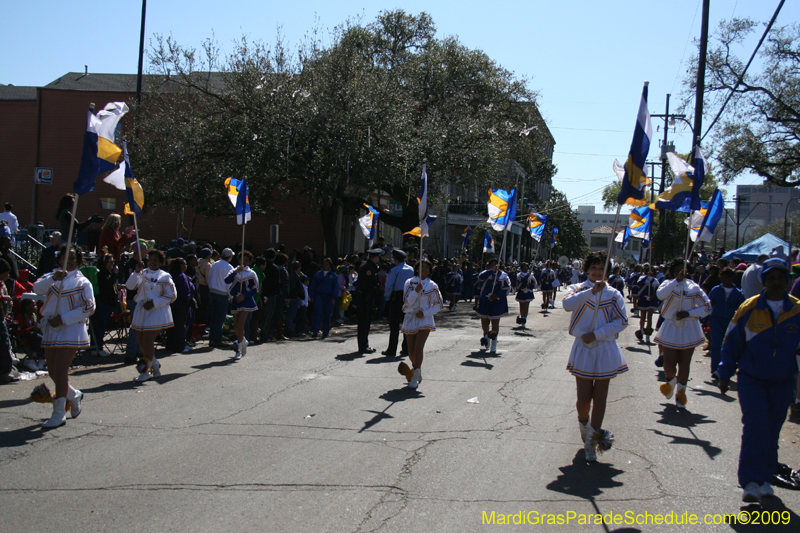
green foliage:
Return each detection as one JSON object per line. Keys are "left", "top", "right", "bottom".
{"left": 131, "top": 10, "right": 554, "bottom": 254}
{"left": 542, "top": 189, "right": 588, "bottom": 260}
{"left": 685, "top": 18, "right": 800, "bottom": 186}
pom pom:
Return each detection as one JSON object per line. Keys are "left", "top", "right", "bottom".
{"left": 30, "top": 384, "right": 54, "bottom": 404}
{"left": 488, "top": 330, "right": 498, "bottom": 340}
{"left": 676, "top": 388, "right": 688, "bottom": 406}
{"left": 592, "top": 428, "right": 614, "bottom": 453}
{"left": 136, "top": 358, "right": 149, "bottom": 374}
{"left": 659, "top": 382, "right": 673, "bottom": 397}
{"left": 397, "top": 362, "right": 413, "bottom": 382}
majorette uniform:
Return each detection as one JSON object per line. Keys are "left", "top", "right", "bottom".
{"left": 226, "top": 267, "right": 259, "bottom": 313}
{"left": 126, "top": 268, "right": 177, "bottom": 331}
{"left": 654, "top": 278, "right": 711, "bottom": 349}
{"left": 445, "top": 271, "right": 463, "bottom": 297}
{"left": 401, "top": 277, "right": 443, "bottom": 334}
{"left": 635, "top": 275, "right": 660, "bottom": 311}
{"left": 540, "top": 268, "right": 556, "bottom": 293}
{"left": 562, "top": 280, "right": 629, "bottom": 380}
{"left": 476, "top": 269, "right": 511, "bottom": 319}
{"left": 515, "top": 272, "right": 538, "bottom": 302}
{"left": 33, "top": 270, "right": 95, "bottom": 349}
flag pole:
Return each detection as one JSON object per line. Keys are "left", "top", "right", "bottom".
{"left": 586, "top": 203, "right": 623, "bottom": 344}
{"left": 54, "top": 194, "right": 81, "bottom": 312}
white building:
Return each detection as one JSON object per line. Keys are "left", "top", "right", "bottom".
{"left": 577, "top": 206, "right": 643, "bottom": 261}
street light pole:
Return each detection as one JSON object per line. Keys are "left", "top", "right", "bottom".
{"left": 785, "top": 197, "right": 800, "bottom": 243}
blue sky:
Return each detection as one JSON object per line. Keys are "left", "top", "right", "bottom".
{"left": 3, "top": 0, "right": 794, "bottom": 213}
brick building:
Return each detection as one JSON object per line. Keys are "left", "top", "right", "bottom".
{"left": 0, "top": 72, "right": 324, "bottom": 254}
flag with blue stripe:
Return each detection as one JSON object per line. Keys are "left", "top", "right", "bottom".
{"left": 487, "top": 188, "right": 517, "bottom": 231}
{"left": 461, "top": 226, "right": 472, "bottom": 249}
{"left": 616, "top": 83, "right": 652, "bottom": 207}
{"left": 687, "top": 188, "right": 723, "bottom": 243}
{"left": 225, "top": 177, "right": 251, "bottom": 224}
{"left": 615, "top": 225, "right": 631, "bottom": 250}
{"left": 74, "top": 102, "right": 129, "bottom": 195}
{"left": 551, "top": 227, "right": 558, "bottom": 249}
{"left": 628, "top": 205, "right": 652, "bottom": 242}
{"left": 483, "top": 231, "right": 494, "bottom": 253}
{"left": 528, "top": 212, "right": 548, "bottom": 242}
{"left": 358, "top": 204, "right": 381, "bottom": 245}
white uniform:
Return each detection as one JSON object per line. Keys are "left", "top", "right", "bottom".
{"left": 401, "top": 277, "right": 443, "bottom": 335}
{"left": 126, "top": 268, "right": 177, "bottom": 331}
{"left": 562, "top": 281, "right": 629, "bottom": 380}
{"left": 34, "top": 270, "right": 95, "bottom": 349}
{"left": 654, "top": 278, "right": 711, "bottom": 349}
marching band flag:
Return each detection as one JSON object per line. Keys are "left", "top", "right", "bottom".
{"left": 487, "top": 188, "right": 517, "bottom": 231}
{"left": 418, "top": 163, "right": 430, "bottom": 236}
{"left": 652, "top": 148, "right": 709, "bottom": 212}
{"left": 628, "top": 205, "right": 652, "bottom": 242}
{"left": 483, "top": 231, "right": 494, "bottom": 253}
{"left": 404, "top": 215, "right": 437, "bottom": 237}
{"left": 74, "top": 102, "right": 129, "bottom": 195}
{"left": 461, "top": 226, "right": 472, "bottom": 249}
{"left": 551, "top": 227, "right": 558, "bottom": 249}
{"left": 616, "top": 83, "right": 652, "bottom": 207}
{"left": 358, "top": 204, "right": 380, "bottom": 245}
{"left": 615, "top": 225, "right": 631, "bottom": 250}
{"left": 224, "top": 177, "right": 251, "bottom": 224}
{"left": 686, "top": 188, "right": 724, "bottom": 243}
{"left": 528, "top": 212, "right": 548, "bottom": 242}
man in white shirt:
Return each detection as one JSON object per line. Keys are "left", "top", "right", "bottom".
{"left": 740, "top": 254, "right": 769, "bottom": 299}
{"left": 208, "top": 248, "right": 234, "bottom": 347}
{"left": 0, "top": 203, "right": 19, "bottom": 246}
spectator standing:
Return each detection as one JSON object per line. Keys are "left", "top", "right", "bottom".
{"left": 382, "top": 250, "right": 414, "bottom": 357}
{"left": 167, "top": 257, "right": 194, "bottom": 353}
{"left": 196, "top": 248, "right": 213, "bottom": 326}
{"left": 285, "top": 261, "right": 305, "bottom": 336}
{"left": 98, "top": 214, "right": 134, "bottom": 263}
{"left": 36, "top": 231, "right": 62, "bottom": 278}
{"left": 208, "top": 248, "right": 234, "bottom": 347}
{"left": 0, "top": 203, "right": 18, "bottom": 245}
{"left": 740, "top": 254, "right": 768, "bottom": 299}
{"left": 258, "top": 249, "right": 280, "bottom": 342}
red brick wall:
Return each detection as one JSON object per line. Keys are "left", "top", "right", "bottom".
{"left": 1, "top": 89, "right": 324, "bottom": 253}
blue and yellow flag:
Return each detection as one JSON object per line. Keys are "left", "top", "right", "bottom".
{"left": 651, "top": 148, "right": 708, "bottom": 212}
{"left": 225, "top": 177, "right": 251, "bottom": 224}
{"left": 358, "top": 204, "right": 380, "bottom": 245}
{"left": 404, "top": 215, "right": 437, "bottom": 237}
{"left": 461, "top": 226, "right": 472, "bottom": 249}
{"left": 628, "top": 205, "right": 651, "bottom": 242}
{"left": 123, "top": 142, "right": 144, "bottom": 216}
{"left": 487, "top": 188, "right": 517, "bottom": 231}
{"left": 74, "top": 102, "right": 129, "bottom": 195}
{"left": 551, "top": 227, "right": 558, "bottom": 249}
{"left": 687, "top": 188, "right": 723, "bottom": 243}
{"left": 616, "top": 83, "right": 652, "bottom": 207}
{"left": 483, "top": 231, "right": 494, "bottom": 253}
{"left": 528, "top": 212, "right": 548, "bottom": 242}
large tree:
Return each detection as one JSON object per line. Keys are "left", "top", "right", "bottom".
{"left": 133, "top": 10, "right": 554, "bottom": 254}
{"left": 540, "top": 189, "right": 588, "bottom": 261}
{"left": 685, "top": 18, "right": 800, "bottom": 187}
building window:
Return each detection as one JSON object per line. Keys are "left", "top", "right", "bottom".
{"left": 591, "top": 237, "right": 608, "bottom": 247}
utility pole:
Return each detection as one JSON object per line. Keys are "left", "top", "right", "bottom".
{"left": 692, "top": 0, "right": 710, "bottom": 160}
{"left": 735, "top": 195, "right": 741, "bottom": 249}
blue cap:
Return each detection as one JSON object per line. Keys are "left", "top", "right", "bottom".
{"left": 760, "top": 257, "right": 790, "bottom": 285}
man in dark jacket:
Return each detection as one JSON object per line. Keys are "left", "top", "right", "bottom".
{"left": 355, "top": 248, "right": 382, "bottom": 354}
{"left": 258, "top": 249, "right": 281, "bottom": 342}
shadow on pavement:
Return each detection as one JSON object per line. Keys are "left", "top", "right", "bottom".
{"left": 335, "top": 351, "right": 364, "bottom": 361}
{"left": 546, "top": 450, "right": 625, "bottom": 500}
{"left": 461, "top": 359, "right": 494, "bottom": 370}
{"left": 365, "top": 355, "right": 404, "bottom": 365}
{"left": 731, "top": 499, "right": 800, "bottom": 532}
{"left": 358, "top": 387, "right": 424, "bottom": 433}
{"left": 0, "top": 424, "right": 48, "bottom": 449}
{"left": 191, "top": 359, "right": 236, "bottom": 370}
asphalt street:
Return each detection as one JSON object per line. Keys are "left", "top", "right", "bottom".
{"left": 2, "top": 290, "right": 800, "bottom": 532}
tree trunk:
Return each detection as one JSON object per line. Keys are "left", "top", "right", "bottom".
{"left": 320, "top": 204, "right": 339, "bottom": 258}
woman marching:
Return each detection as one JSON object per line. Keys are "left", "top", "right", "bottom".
{"left": 634, "top": 264, "right": 660, "bottom": 343}
{"left": 476, "top": 258, "right": 511, "bottom": 353}
{"left": 126, "top": 249, "right": 177, "bottom": 382}
{"left": 654, "top": 259, "right": 711, "bottom": 409}
{"left": 562, "top": 251, "right": 628, "bottom": 461}
{"left": 515, "top": 262, "right": 538, "bottom": 329}
{"left": 225, "top": 250, "right": 259, "bottom": 360}
{"left": 32, "top": 245, "right": 96, "bottom": 428}
{"left": 397, "top": 259, "right": 443, "bottom": 389}
{"left": 540, "top": 261, "right": 556, "bottom": 313}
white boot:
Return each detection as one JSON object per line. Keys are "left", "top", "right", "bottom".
{"left": 408, "top": 368, "right": 421, "bottom": 389}
{"left": 43, "top": 397, "right": 67, "bottom": 429}
{"left": 67, "top": 386, "right": 82, "bottom": 418}
{"left": 675, "top": 382, "right": 688, "bottom": 409}
{"left": 660, "top": 377, "right": 677, "bottom": 400}
{"left": 579, "top": 419, "right": 590, "bottom": 442}
{"left": 490, "top": 339, "right": 498, "bottom": 353}
{"left": 584, "top": 426, "right": 597, "bottom": 462}
{"left": 240, "top": 338, "right": 248, "bottom": 358}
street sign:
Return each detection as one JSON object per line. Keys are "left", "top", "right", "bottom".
{"left": 34, "top": 167, "right": 53, "bottom": 185}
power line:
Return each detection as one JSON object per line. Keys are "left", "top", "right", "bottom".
{"left": 701, "top": 0, "right": 786, "bottom": 142}
{"left": 670, "top": 0, "right": 703, "bottom": 96}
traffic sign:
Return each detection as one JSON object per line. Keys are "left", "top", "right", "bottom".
{"left": 34, "top": 167, "right": 53, "bottom": 185}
